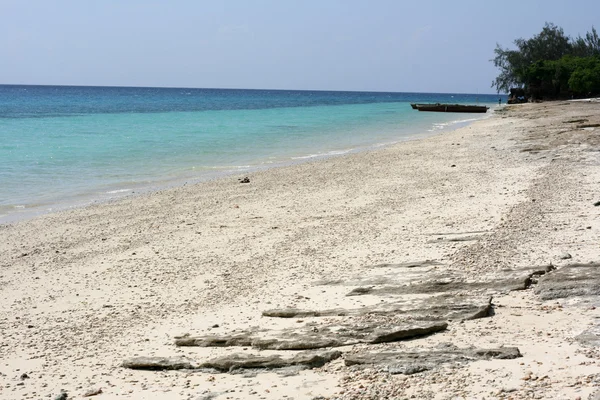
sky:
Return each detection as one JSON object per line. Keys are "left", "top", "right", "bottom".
{"left": 1, "top": 0, "right": 598, "bottom": 94}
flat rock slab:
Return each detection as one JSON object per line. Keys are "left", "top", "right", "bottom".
{"left": 345, "top": 345, "right": 522, "bottom": 374}
{"left": 344, "top": 265, "right": 553, "bottom": 297}
{"left": 534, "top": 263, "right": 600, "bottom": 300}
{"left": 263, "top": 294, "right": 492, "bottom": 322}
{"left": 199, "top": 350, "right": 342, "bottom": 372}
{"left": 122, "top": 351, "right": 342, "bottom": 372}
{"left": 576, "top": 324, "right": 600, "bottom": 347}
{"left": 314, "top": 261, "right": 444, "bottom": 286}
{"left": 317, "top": 262, "right": 552, "bottom": 299}
{"left": 175, "top": 320, "right": 448, "bottom": 350}
{"left": 122, "top": 356, "right": 195, "bottom": 370}
{"left": 345, "top": 277, "right": 530, "bottom": 297}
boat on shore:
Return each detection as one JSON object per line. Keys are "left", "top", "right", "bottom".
{"left": 410, "top": 103, "right": 489, "bottom": 113}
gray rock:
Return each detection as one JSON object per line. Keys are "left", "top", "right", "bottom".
{"left": 345, "top": 345, "right": 521, "bottom": 373}
{"left": 263, "top": 295, "right": 492, "bottom": 322}
{"left": 82, "top": 388, "right": 103, "bottom": 397}
{"left": 122, "top": 356, "right": 195, "bottom": 370}
{"left": 534, "top": 263, "right": 600, "bottom": 300}
{"left": 54, "top": 392, "right": 68, "bottom": 400}
{"left": 175, "top": 335, "right": 254, "bottom": 348}
{"left": 345, "top": 277, "right": 530, "bottom": 296}
{"left": 176, "top": 321, "right": 447, "bottom": 350}
{"left": 196, "top": 393, "right": 219, "bottom": 400}
{"left": 199, "top": 350, "right": 342, "bottom": 371}
{"left": 576, "top": 324, "right": 600, "bottom": 347}
{"left": 559, "top": 252, "right": 572, "bottom": 260}
{"left": 388, "top": 364, "right": 430, "bottom": 375}
{"left": 428, "top": 235, "right": 483, "bottom": 243}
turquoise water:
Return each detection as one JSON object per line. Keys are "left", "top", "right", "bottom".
{"left": 0, "top": 85, "right": 504, "bottom": 222}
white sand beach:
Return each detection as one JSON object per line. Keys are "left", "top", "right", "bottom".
{"left": 2, "top": 102, "right": 600, "bottom": 400}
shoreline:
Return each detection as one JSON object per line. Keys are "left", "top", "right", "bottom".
{"left": 0, "top": 107, "right": 494, "bottom": 225}
{"left": 1, "top": 101, "right": 599, "bottom": 399}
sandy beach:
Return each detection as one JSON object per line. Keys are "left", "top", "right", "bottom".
{"left": 1, "top": 101, "right": 600, "bottom": 400}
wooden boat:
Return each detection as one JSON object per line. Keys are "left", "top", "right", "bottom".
{"left": 411, "top": 103, "right": 488, "bottom": 113}
{"left": 409, "top": 103, "right": 431, "bottom": 109}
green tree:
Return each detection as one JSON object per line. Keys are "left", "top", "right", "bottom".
{"left": 572, "top": 27, "right": 600, "bottom": 57}
{"left": 492, "top": 23, "right": 572, "bottom": 93}
{"left": 568, "top": 56, "right": 600, "bottom": 94}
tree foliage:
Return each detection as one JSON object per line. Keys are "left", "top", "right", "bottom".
{"left": 491, "top": 23, "right": 600, "bottom": 98}
{"left": 572, "top": 27, "right": 600, "bottom": 57}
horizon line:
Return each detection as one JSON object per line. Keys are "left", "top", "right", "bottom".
{"left": 0, "top": 83, "right": 503, "bottom": 96}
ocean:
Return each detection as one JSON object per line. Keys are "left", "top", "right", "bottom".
{"left": 0, "top": 85, "right": 505, "bottom": 222}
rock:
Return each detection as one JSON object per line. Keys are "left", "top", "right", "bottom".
{"left": 122, "top": 356, "right": 195, "bottom": 370}
{"left": 261, "top": 307, "right": 352, "bottom": 318}
{"left": 429, "top": 235, "right": 483, "bottom": 243}
{"left": 345, "top": 276, "right": 531, "bottom": 296}
{"left": 175, "top": 335, "right": 254, "bottom": 348}
{"left": 388, "top": 364, "right": 430, "bottom": 375}
{"left": 176, "top": 321, "right": 447, "bottom": 350}
{"left": 559, "top": 252, "right": 572, "bottom": 260}
{"left": 534, "top": 263, "right": 600, "bottom": 300}
{"left": 199, "top": 350, "right": 342, "bottom": 372}
{"left": 369, "top": 321, "right": 448, "bottom": 344}
{"left": 20, "top": 373, "right": 29, "bottom": 380}
{"left": 83, "top": 388, "right": 103, "bottom": 397}
{"left": 54, "top": 391, "right": 68, "bottom": 400}
{"left": 320, "top": 264, "right": 552, "bottom": 297}
{"left": 263, "top": 295, "right": 492, "bottom": 322}
{"left": 575, "top": 324, "right": 600, "bottom": 347}
{"left": 196, "top": 393, "right": 219, "bottom": 400}
{"left": 345, "top": 345, "right": 521, "bottom": 373}
{"left": 594, "top": 201, "right": 600, "bottom": 206}
{"left": 472, "top": 347, "right": 522, "bottom": 359}
{"left": 386, "top": 260, "right": 444, "bottom": 269}
{"left": 238, "top": 177, "right": 250, "bottom": 183}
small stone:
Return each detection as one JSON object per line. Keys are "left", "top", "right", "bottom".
{"left": 83, "top": 387, "right": 103, "bottom": 397}
{"left": 594, "top": 201, "right": 600, "bottom": 206}
{"left": 20, "top": 373, "right": 29, "bottom": 380}
{"left": 559, "top": 253, "right": 572, "bottom": 260}
{"left": 238, "top": 177, "right": 250, "bottom": 183}
{"left": 54, "top": 391, "right": 68, "bottom": 400}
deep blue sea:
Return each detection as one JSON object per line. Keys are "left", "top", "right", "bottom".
{"left": 0, "top": 85, "right": 505, "bottom": 222}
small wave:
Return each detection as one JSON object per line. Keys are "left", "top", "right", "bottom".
{"left": 428, "top": 117, "right": 481, "bottom": 132}
{"left": 205, "top": 165, "right": 251, "bottom": 170}
{"left": 291, "top": 148, "right": 353, "bottom": 160}
{"left": 105, "top": 189, "right": 132, "bottom": 194}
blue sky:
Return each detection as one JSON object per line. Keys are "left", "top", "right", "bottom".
{"left": 1, "top": 0, "right": 598, "bottom": 93}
